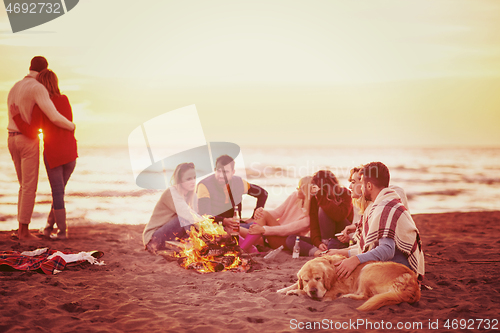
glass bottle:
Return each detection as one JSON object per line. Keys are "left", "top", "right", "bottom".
{"left": 292, "top": 236, "right": 300, "bottom": 259}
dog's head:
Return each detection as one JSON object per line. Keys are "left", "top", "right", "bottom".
{"left": 297, "top": 255, "right": 345, "bottom": 300}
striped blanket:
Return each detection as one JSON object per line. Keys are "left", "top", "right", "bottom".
{"left": 355, "top": 188, "right": 425, "bottom": 280}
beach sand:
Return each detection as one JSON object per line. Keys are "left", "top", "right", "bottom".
{"left": 1, "top": 211, "right": 499, "bottom": 332}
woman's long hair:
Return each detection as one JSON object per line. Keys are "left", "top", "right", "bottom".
{"left": 312, "top": 170, "right": 344, "bottom": 205}
{"left": 349, "top": 165, "right": 369, "bottom": 214}
{"left": 297, "top": 176, "right": 313, "bottom": 215}
{"left": 171, "top": 162, "right": 196, "bottom": 208}
{"left": 36, "top": 69, "right": 61, "bottom": 98}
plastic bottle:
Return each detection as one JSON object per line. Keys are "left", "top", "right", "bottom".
{"left": 292, "top": 236, "right": 300, "bottom": 259}
{"left": 263, "top": 245, "right": 284, "bottom": 260}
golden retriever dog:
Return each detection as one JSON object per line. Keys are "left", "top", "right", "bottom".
{"left": 277, "top": 254, "right": 420, "bottom": 311}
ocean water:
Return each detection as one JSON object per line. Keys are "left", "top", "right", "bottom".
{"left": 1, "top": 146, "right": 499, "bottom": 231}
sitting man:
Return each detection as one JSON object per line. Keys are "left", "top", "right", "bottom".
{"left": 329, "top": 162, "right": 425, "bottom": 281}
{"left": 337, "top": 165, "right": 410, "bottom": 243}
{"left": 196, "top": 154, "right": 268, "bottom": 232}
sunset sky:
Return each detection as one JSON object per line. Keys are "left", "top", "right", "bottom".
{"left": 1, "top": 0, "right": 500, "bottom": 148}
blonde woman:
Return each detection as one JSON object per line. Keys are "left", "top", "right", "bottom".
{"left": 247, "top": 176, "right": 313, "bottom": 249}
{"left": 336, "top": 166, "right": 365, "bottom": 243}
{"left": 337, "top": 165, "right": 410, "bottom": 243}
{"left": 143, "top": 163, "right": 202, "bottom": 253}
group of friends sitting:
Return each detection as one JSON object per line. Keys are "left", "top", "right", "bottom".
{"left": 142, "top": 154, "right": 424, "bottom": 280}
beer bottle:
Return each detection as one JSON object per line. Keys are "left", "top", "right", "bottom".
{"left": 233, "top": 206, "right": 240, "bottom": 233}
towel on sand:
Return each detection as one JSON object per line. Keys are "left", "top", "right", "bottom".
{"left": 0, "top": 248, "right": 104, "bottom": 275}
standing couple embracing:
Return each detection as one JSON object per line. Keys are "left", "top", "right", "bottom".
{"left": 7, "top": 56, "right": 77, "bottom": 240}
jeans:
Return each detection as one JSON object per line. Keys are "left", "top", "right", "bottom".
{"left": 146, "top": 216, "right": 188, "bottom": 252}
{"left": 318, "top": 207, "right": 350, "bottom": 239}
{"left": 285, "top": 208, "right": 349, "bottom": 256}
{"left": 44, "top": 155, "right": 76, "bottom": 210}
{"left": 8, "top": 134, "right": 39, "bottom": 224}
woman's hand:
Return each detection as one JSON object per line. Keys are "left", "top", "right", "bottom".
{"left": 249, "top": 224, "right": 265, "bottom": 235}
{"left": 322, "top": 248, "right": 349, "bottom": 257}
{"left": 318, "top": 249, "right": 348, "bottom": 257}
{"left": 253, "top": 207, "right": 265, "bottom": 220}
{"left": 9, "top": 104, "right": 20, "bottom": 117}
{"left": 337, "top": 224, "right": 356, "bottom": 243}
{"left": 318, "top": 243, "right": 328, "bottom": 252}
{"left": 323, "top": 249, "right": 339, "bottom": 256}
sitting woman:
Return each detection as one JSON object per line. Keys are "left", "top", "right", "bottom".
{"left": 246, "top": 176, "right": 313, "bottom": 249}
{"left": 336, "top": 166, "right": 366, "bottom": 243}
{"left": 143, "top": 162, "right": 202, "bottom": 253}
{"left": 286, "top": 170, "right": 353, "bottom": 256}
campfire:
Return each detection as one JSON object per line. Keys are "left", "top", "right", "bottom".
{"left": 162, "top": 217, "right": 254, "bottom": 273}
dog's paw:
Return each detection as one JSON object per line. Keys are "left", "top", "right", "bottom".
{"left": 286, "top": 289, "right": 303, "bottom": 296}
{"left": 277, "top": 282, "right": 298, "bottom": 294}
{"left": 340, "top": 293, "right": 366, "bottom": 300}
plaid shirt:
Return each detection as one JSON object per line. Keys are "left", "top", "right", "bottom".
{"left": 0, "top": 249, "right": 68, "bottom": 275}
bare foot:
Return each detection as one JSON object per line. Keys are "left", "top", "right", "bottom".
{"left": 18, "top": 231, "right": 40, "bottom": 241}
{"left": 18, "top": 224, "right": 40, "bottom": 241}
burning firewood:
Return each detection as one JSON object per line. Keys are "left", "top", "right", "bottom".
{"left": 164, "top": 241, "right": 188, "bottom": 251}
{"left": 157, "top": 250, "right": 178, "bottom": 261}
{"left": 198, "top": 245, "right": 241, "bottom": 257}
{"left": 172, "top": 216, "right": 254, "bottom": 273}
{"left": 178, "top": 258, "right": 225, "bottom": 272}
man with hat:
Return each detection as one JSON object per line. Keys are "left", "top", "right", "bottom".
{"left": 7, "top": 56, "right": 75, "bottom": 240}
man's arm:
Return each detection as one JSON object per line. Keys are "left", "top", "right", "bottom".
{"left": 246, "top": 183, "right": 268, "bottom": 218}
{"left": 33, "top": 86, "right": 75, "bottom": 131}
{"left": 356, "top": 237, "right": 395, "bottom": 263}
{"left": 335, "top": 238, "right": 395, "bottom": 279}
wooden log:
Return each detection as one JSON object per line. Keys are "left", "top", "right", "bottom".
{"left": 201, "top": 234, "right": 237, "bottom": 247}
{"left": 156, "top": 250, "right": 179, "bottom": 261}
{"left": 165, "top": 240, "right": 188, "bottom": 251}
{"left": 220, "top": 256, "right": 235, "bottom": 267}
{"left": 184, "top": 260, "right": 224, "bottom": 272}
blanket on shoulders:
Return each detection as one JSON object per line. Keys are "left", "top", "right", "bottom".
{"left": 356, "top": 188, "right": 425, "bottom": 280}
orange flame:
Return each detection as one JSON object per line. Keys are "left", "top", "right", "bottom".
{"left": 177, "top": 216, "right": 241, "bottom": 273}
